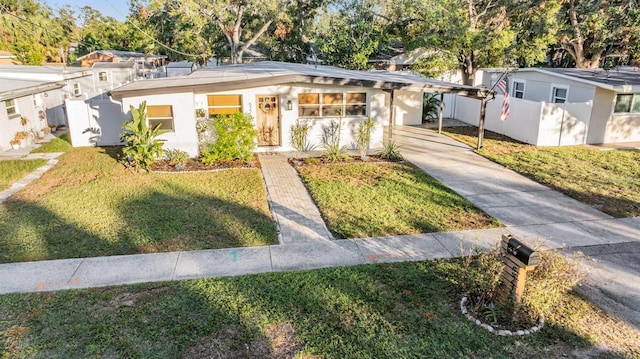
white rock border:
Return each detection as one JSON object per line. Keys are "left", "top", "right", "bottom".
{"left": 460, "top": 296, "right": 544, "bottom": 336}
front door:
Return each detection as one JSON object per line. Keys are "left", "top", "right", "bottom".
{"left": 256, "top": 95, "right": 280, "bottom": 146}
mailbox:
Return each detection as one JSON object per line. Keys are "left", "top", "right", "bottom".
{"left": 505, "top": 237, "right": 540, "bottom": 266}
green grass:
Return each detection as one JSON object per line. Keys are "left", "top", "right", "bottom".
{"left": 443, "top": 127, "right": 640, "bottom": 217}
{"left": 297, "top": 162, "right": 499, "bottom": 238}
{"left": 0, "top": 147, "right": 277, "bottom": 263}
{"left": 31, "top": 133, "right": 72, "bottom": 153}
{"left": 0, "top": 160, "right": 49, "bottom": 192}
{"left": 1, "top": 260, "right": 637, "bottom": 358}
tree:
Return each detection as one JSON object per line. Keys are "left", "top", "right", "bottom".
{"left": 313, "top": 0, "right": 386, "bottom": 70}
{"left": 398, "top": 0, "right": 560, "bottom": 84}
{"left": 557, "top": 0, "right": 640, "bottom": 68}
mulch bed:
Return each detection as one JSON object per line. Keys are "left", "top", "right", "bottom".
{"left": 288, "top": 155, "right": 401, "bottom": 167}
{"left": 150, "top": 154, "right": 261, "bottom": 172}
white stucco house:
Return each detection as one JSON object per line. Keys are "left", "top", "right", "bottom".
{"left": 447, "top": 67, "right": 640, "bottom": 146}
{"left": 0, "top": 78, "right": 64, "bottom": 151}
{"left": 109, "top": 61, "right": 486, "bottom": 157}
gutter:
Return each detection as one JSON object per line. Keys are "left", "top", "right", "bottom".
{"left": 0, "top": 81, "right": 65, "bottom": 101}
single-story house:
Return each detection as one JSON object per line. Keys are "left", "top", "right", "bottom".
{"left": 0, "top": 78, "right": 64, "bottom": 151}
{"left": 76, "top": 50, "right": 167, "bottom": 68}
{"left": 447, "top": 67, "right": 640, "bottom": 146}
{"left": 109, "top": 61, "right": 487, "bottom": 157}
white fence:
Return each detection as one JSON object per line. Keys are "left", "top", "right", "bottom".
{"left": 445, "top": 95, "right": 592, "bottom": 146}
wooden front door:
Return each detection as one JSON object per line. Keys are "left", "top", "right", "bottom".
{"left": 256, "top": 95, "right": 280, "bottom": 146}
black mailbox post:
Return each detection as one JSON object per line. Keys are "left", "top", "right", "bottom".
{"left": 499, "top": 234, "right": 539, "bottom": 304}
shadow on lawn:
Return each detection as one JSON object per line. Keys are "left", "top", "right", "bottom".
{"left": 0, "top": 183, "right": 277, "bottom": 263}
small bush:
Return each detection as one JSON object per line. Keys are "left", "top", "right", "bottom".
{"left": 202, "top": 112, "right": 257, "bottom": 163}
{"left": 120, "top": 101, "right": 165, "bottom": 171}
{"left": 164, "top": 148, "right": 189, "bottom": 166}
{"left": 378, "top": 141, "right": 403, "bottom": 161}
{"left": 323, "top": 143, "right": 349, "bottom": 162}
{"left": 289, "top": 120, "right": 315, "bottom": 152}
{"left": 304, "top": 157, "right": 320, "bottom": 165}
{"left": 522, "top": 251, "right": 585, "bottom": 322}
{"left": 356, "top": 117, "right": 375, "bottom": 160}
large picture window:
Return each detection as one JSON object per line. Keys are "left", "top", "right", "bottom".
{"left": 298, "top": 92, "right": 366, "bottom": 117}
{"left": 614, "top": 94, "right": 640, "bottom": 113}
{"left": 207, "top": 95, "right": 242, "bottom": 115}
{"left": 147, "top": 105, "right": 174, "bottom": 131}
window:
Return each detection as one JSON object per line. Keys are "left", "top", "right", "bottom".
{"left": 551, "top": 86, "right": 568, "bottom": 103}
{"left": 147, "top": 105, "right": 174, "bottom": 131}
{"left": 512, "top": 81, "right": 525, "bottom": 99}
{"left": 207, "top": 95, "right": 242, "bottom": 115}
{"left": 73, "top": 83, "right": 81, "bottom": 96}
{"left": 614, "top": 94, "right": 640, "bottom": 113}
{"left": 298, "top": 92, "right": 367, "bottom": 117}
{"left": 5, "top": 99, "right": 17, "bottom": 116}
{"left": 98, "top": 72, "right": 108, "bottom": 81}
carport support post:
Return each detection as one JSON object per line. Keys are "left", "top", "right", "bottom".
{"left": 477, "top": 98, "right": 487, "bottom": 150}
{"left": 438, "top": 92, "right": 444, "bottom": 134}
{"left": 385, "top": 89, "right": 396, "bottom": 143}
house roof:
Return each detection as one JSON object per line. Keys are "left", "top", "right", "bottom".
{"left": 484, "top": 67, "right": 640, "bottom": 93}
{"left": 0, "top": 77, "right": 64, "bottom": 101}
{"left": 91, "top": 62, "right": 135, "bottom": 69}
{"left": 76, "top": 50, "right": 168, "bottom": 61}
{"left": 167, "top": 61, "right": 196, "bottom": 69}
{"left": 110, "top": 61, "right": 489, "bottom": 99}
{"left": 0, "top": 64, "right": 91, "bottom": 81}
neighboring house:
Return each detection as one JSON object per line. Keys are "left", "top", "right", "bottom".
{"left": 447, "top": 67, "right": 640, "bottom": 146}
{"left": 0, "top": 78, "right": 64, "bottom": 151}
{"left": 208, "top": 45, "right": 269, "bottom": 66}
{"left": 0, "top": 64, "right": 137, "bottom": 149}
{"left": 166, "top": 61, "right": 197, "bottom": 77}
{"left": 370, "top": 48, "right": 464, "bottom": 84}
{"left": 0, "top": 50, "right": 18, "bottom": 65}
{"left": 76, "top": 50, "right": 167, "bottom": 69}
{"left": 109, "top": 61, "right": 486, "bottom": 157}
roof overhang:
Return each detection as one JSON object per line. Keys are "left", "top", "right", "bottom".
{"left": 0, "top": 81, "right": 65, "bottom": 101}
{"left": 110, "top": 62, "right": 490, "bottom": 100}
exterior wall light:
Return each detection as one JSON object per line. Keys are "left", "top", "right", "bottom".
{"left": 286, "top": 100, "right": 293, "bottom": 111}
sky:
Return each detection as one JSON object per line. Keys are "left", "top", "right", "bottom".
{"left": 47, "top": 0, "right": 131, "bottom": 21}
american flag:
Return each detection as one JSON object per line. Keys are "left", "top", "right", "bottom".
{"left": 497, "top": 78, "right": 510, "bottom": 121}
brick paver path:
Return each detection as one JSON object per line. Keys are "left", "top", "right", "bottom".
{"left": 258, "top": 153, "right": 333, "bottom": 243}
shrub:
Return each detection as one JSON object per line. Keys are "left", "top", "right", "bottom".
{"left": 522, "top": 251, "right": 585, "bottom": 322}
{"left": 356, "top": 117, "right": 375, "bottom": 160}
{"left": 378, "top": 141, "right": 403, "bottom": 161}
{"left": 202, "top": 112, "right": 257, "bottom": 163}
{"left": 323, "top": 143, "right": 349, "bottom": 162}
{"left": 164, "top": 148, "right": 189, "bottom": 166}
{"left": 289, "top": 120, "right": 315, "bottom": 152}
{"left": 120, "top": 101, "right": 165, "bottom": 171}
{"left": 422, "top": 93, "right": 442, "bottom": 122}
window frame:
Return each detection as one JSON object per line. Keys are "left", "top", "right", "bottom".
{"left": 207, "top": 94, "right": 243, "bottom": 116}
{"left": 98, "top": 72, "right": 108, "bottom": 82}
{"left": 5, "top": 99, "right": 18, "bottom": 116}
{"left": 73, "top": 83, "right": 81, "bottom": 96}
{"left": 511, "top": 80, "right": 525, "bottom": 99}
{"left": 297, "top": 92, "right": 367, "bottom": 118}
{"left": 146, "top": 105, "right": 175, "bottom": 132}
{"left": 550, "top": 85, "right": 569, "bottom": 103}
{"left": 613, "top": 93, "right": 640, "bottom": 114}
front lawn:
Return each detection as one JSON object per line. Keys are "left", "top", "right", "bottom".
{"left": 0, "top": 160, "right": 49, "bottom": 192}
{"left": 0, "top": 147, "right": 277, "bottom": 263}
{"left": 297, "top": 162, "right": 500, "bottom": 238}
{"left": 0, "top": 259, "right": 637, "bottom": 358}
{"left": 31, "top": 133, "right": 72, "bottom": 153}
{"left": 444, "top": 127, "right": 640, "bottom": 217}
